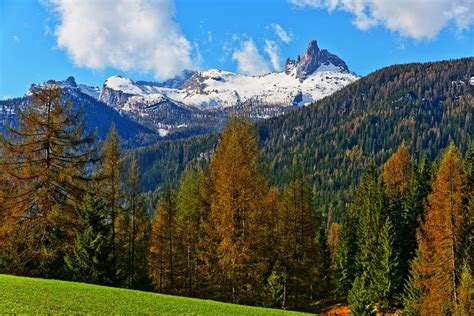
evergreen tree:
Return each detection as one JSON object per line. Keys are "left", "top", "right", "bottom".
{"left": 370, "top": 218, "right": 398, "bottom": 312}
{"left": 333, "top": 204, "right": 358, "bottom": 297}
{"left": 65, "top": 187, "right": 114, "bottom": 285}
{"left": 402, "top": 252, "right": 424, "bottom": 316}
{"left": 341, "top": 162, "right": 399, "bottom": 312}
{"left": 459, "top": 147, "right": 473, "bottom": 267}
{"left": 399, "top": 157, "right": 431, "bottom": 287}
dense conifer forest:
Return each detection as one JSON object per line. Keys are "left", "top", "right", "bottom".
{"left": 135, "top": 58, "right": 474, "bottom": 220}
{"left": 1, "top": 57, "right": 473, "bottom": 314}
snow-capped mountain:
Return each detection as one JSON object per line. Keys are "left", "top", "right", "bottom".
{"left": 1, "top": 77, "right": 156, "bottom": 147}
{"left": 99, "top": 40, "right": 358, "bottom": 112}
{"left": 2, "top": 40, "right": 359, "bottom": 144}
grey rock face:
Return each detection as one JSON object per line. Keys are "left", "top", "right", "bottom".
{"left": 285, "top": 40, "right": 349, "bottom": 81}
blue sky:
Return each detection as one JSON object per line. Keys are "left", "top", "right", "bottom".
{"left": 1, "top": 0, "right": 473, "bottom": 98}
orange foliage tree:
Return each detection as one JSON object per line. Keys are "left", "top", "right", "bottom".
{"left": 411, "top": 145, "right": 465, "bottom": 314}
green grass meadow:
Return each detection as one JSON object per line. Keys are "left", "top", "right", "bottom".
{"left": 0, "top": 274, "right": 309, "bottom": 315}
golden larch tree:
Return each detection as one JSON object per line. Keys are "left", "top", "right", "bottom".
{"left": 0, "top": 85, "right": 96, "bottom": 275}
{"left": 413, "top": 145, "right": 465, "bottom": 314}
{"left": 383, "top": 141, "right": 411, "bottom": 196}
{"left": 209, "top": 116, "right": 270, "bottom": 304}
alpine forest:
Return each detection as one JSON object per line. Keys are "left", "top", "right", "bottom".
{"left": 1, "top": 43, "right": 473, "bottom": 315}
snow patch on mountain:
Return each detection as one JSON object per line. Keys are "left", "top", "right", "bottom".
{"left": 99, "top": 40, "right": 359, "bottom": 112}
{"left": 104, "top": 76, "right": 143, "bottom": 95}
{"left": 102, "top": 67, "right": 357, "bottom": 111}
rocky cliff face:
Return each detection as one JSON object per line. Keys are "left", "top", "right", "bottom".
{"left": 285, "top": 40, "right": 349, "bottom": 81}
{"left": 99, "top": 86, "right": 133, "bottom": 108}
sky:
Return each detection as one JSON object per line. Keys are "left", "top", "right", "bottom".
{"left": 1, "top": 0, "right": 473, "bottom": 98}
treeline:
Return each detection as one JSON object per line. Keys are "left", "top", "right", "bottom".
{"left": 1, "top": 86, "right": 472, "bottom": 314}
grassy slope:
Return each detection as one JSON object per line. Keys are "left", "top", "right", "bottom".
{"left": 0, "top": 274, "right": 307, "bottom": 315}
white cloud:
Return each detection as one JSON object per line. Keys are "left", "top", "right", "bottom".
{"left": 264, "top": 40, "right": 281, "bottom": 71}
{"left": 48, "top": 0, "right": 195, "bottom": 79}
{"left": 272, "top": 24, "right": 293, "bottom": 43}
{"left": 232, "top": 39, "right": 271, "bottom": 76}
{"left": 288, "top": 0, "right": 474, "bottom": 40}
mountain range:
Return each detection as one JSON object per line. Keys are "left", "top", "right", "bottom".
{"left": 0, "top": 40, "right": 358, "bottom": 145}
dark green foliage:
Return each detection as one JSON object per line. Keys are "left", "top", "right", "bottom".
{"left": 135, "top": 134, "right": 218, "bottom": 191}
{"left": 397, "top": 158, "right": 431, "bottom": 289}
{"left": 369, "top": 218, "right": 398, "bottom": 312}
{"left": 65, "top": 188, "right": 114, "bottom": 285}
{"left": 459, "top": 147, "right": 473, "bottom": 267}
{"left": 337, "top": 163, "right": 400, "bottom": 312}
{"left": 402, "top": 253, "right": 424, "bottom": 316}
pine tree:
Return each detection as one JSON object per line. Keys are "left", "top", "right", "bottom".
{"left": 0, "top": 85, "right": 96, "bottom": 276}
{"left": 399, "top": 157, "right": 431, "bottom": 287}
{"left": 402, "top": 252, "right": 424, "bottom": 315}
{"left": 459, "top": 147, "right": 473, "bottom": 267}
{"left": 370, "top": 217, "right": 398, "bottom": 312}
{"left": 64, "top": 187, "right": 114, "bottom": 285}
{"left": 346, "top": 163, "right": 389, "bottom": 312}
{"left": 412, "top": 145, "right": 465, "bottom": 314}
{"left": 333, "top": 204, "right": 358, "bottom": 297}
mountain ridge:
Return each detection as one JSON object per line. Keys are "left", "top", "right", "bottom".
{"left": 2, "top": 39, "right": 357, "bottom": 142}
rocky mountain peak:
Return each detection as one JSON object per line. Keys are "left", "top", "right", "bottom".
{"left": 63, "top": 76, "right": 77, "bottom": 87}
{"left": 285, "top": 39, "right": 350, "bottom": 81}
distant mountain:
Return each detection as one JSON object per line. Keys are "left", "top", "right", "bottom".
{"left": 285, "top": 40, "right": 350, "bottom": 80}
{"left": 0, "top": 77, "right": 157, "bottom": 147}
{"left": 2, "top": 39, "right": 357, "bottom": 144}
{"left": 131, "top": 57, "right": 474, "bottom": 219}
{"left": 98, "top": 39, "right": 358, "bottom": 136}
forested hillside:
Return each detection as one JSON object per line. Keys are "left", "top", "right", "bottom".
{"left": 135, "top": 58, "right": 474, "bottom": 219}
{"left": 0, "top": 85, "right": 471, "bottom": 314}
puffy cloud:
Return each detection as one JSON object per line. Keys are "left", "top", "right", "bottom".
{"left": 272, "top": 24, "right": 293, "bottom": 43}
{"left": 288, "top": 0, "right": 474, "bottom": 40}
{"left": 264, "top": 40, "right": 281, "bottom": 71}
{"left": 232, "top": 39, "right": 271, "bottom": 76}
{"left": 48, "top": 0, "right": 195, "bottom": 79}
